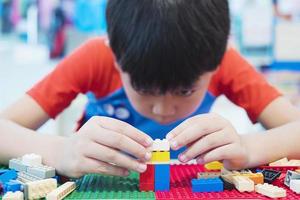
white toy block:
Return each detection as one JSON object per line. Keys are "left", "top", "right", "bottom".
{"left": 170, "top": 159, "right": 197, "bottom": 165}
{"left": 232, "top": 176, "right": 254, "bottom": 192}
{"left": 46, "top": 182, "right": 76, "bottom": 200}
{"left": 286, "top": 160, "right": 300, "bottom": 166}
{"left": 255, "top": 183, "right": 286, "bottom": 198}
{"left": 284, "top": 170, "right": 300, "bottom": 187}
{"left": 3, "top": 191, "right": 24, "bottom": 200}
{"left": 24, "top": 178, "right": 57, "bottom": 200}
{"left": 27, "top": 165, "right": 56, "bottom": 179}
{"left": 22, "top": 154, "right": 42, "bottom": 167}
{"left": 290, "top": 179, "right": 300, "bottom": 194}
{"left": 269, "top": 157, "right": 289, "bottom": 166}
{"left": 148, "top": 139, "right": 170, "bottom": 152}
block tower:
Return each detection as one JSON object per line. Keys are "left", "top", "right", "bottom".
{"left": 139, "top": 139, "right": 170, "bottom": 191}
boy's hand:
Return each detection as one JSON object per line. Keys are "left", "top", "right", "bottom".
{"left": 57, "top": 116, "right": 153, "bottom": 178}
{"left": 166, "top": 113, "right": 249, "bottom": 169}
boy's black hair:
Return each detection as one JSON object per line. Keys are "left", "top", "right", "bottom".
{"left": 106, "top": 0, "right": 230, "bottom": 94}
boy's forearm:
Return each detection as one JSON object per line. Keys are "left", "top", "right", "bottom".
{"left": 242, "top": 120, "right": 300, "bottom": 168}
{"left": 0, "top": 119, "right": 65, "bottom": 167}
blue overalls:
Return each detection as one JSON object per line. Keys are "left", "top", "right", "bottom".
{"left": 84, "top": 88, "right": 216, "bottom": 158}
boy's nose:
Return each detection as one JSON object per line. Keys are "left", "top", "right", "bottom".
{"left": 152, "top": 102, "right": 176, "bottom": 116}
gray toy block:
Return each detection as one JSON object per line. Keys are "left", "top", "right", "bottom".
{"left": 9, "top": 158, "right": 28, "bottom": 172}
{"left": 27, "top": 165, "right": 56, "bottom": 179}
{"left": 17, "top": 171, "right": 42, "bottom": 184}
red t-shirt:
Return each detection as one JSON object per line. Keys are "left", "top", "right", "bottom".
{"left": 27, "top": 37, "right": 281, "bottom": 123}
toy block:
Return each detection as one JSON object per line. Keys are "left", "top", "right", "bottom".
{"left": 148, "top": 139, "right": 170, "bottom": 152}
{"left": 46, "top": 181, "right": 76, "bottom": 200}
{"left": 17, "top": 171, "right": 42, "bottom": 184}
{"left": 9, "top": 158, "right": 27, "bottom": 172}
{"left": 269, "top": 157, "right": 289, "bottom": 166}
{"left": 239, "top": 169, "right": 253, "bottom": 174}
{"left": 261, "top": 169, "right": 281, "bottom": 183}
{"left": 24, "top": 178, "right": 57, "bottom": 200}
{"left": 221, "top": 168, "right": 234, "bottom": 175}
{"left": 220, "top": 176, "right": 235, "bottom": 190}
{"left": 139, "top": 183, "right": 155, "bottom": 192}
{"left": 155, "top": 164, "right": 170, "bottom": 191}
{"left": 0, "top": 170, "right": 17, "bottom": 184}
{"left": 232, "top": 176, "right": 254, "bottom": 192}
{"left": 151, "top": 152, "right": 170, "bottom": 163}
{"left": 286, "top": 160, "right": 300, "bottom": 166}
{"left": 204, "top": 161, "right": 223, "bottom": 170}
{"left": 241, "top": 173, "right": 264, "bottom": 185}
{"left": 255, "top": 183, "right": 286, "bottom": 198}
{"left": 191, "top": 178, "right": 224, "bottom": 192}
{"left": 22, "top": 154, "right": 42, "bottom": 167}
{"left": 290, "top": 179, "right": 300, "bottom": 194}
{"left": 0, "top": 169, "right": 9, "bottom": 175}
{"left": 139, "top": 165, "right": 155, "bottom": 191}
{"left": 197, "top": 172, "right": 221, "bottom": 179}
{"left": 3, "top": 180, "right": 22, "bottom": 193}
{"left": 284, "top": 170, "right": 300, "bottom": 187}
{"left": 2, "top": 191, "right": 24, "bottom": 200}
{"left": 221, "top": 173, "right": 237, "bottom": 184}
{"left": 27, "top": 165, "right": 56, "bottom": 179}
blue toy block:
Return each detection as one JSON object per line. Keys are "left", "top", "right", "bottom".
{"left": 191, "top": 178, "right": 224, "bottom": 192}
{"left": 0, "top": 169, "right": 9, "bottom": 175}
{"left": 0, "top": 170, "right": 17, "bottom": 184}
{"left": 155, "top": 164, "right": 170, "bottom": 191}
{"left": 3, "top": 180, "right": 22, "bottom": 193}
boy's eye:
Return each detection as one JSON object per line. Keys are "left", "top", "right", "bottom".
{"left": 175, "top": 89, "right": 195, "bottom": 97}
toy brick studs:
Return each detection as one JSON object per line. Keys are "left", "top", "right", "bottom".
{"left": 22, "top": 154, "right": 42, "bottom": 167}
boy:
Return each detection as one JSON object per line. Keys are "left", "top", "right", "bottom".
{"left": 1, "top": 0, "right": 300, "bottom": 178}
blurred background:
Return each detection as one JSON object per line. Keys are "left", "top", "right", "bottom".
{"left": 0, "top": 0, "right": 299, "bottom": 136}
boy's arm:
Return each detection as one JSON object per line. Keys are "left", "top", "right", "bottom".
{"left": 1, "top": 94, "right": 50, "bottom": 130}
{"left": 242, "top": 96, "right": 300, "bottom": 168}
{"left": 0, "top": 94, "right": 65, "bottom": 165}
{"left": 0, "top": 95, "right": 152, "bottom": 177}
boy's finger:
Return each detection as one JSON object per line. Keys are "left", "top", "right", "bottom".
{"left": 166, "top": 113, "right": 225, "bottom": 141}
{"left": 196, "top": 143, "right": 241, "bottom": 166}
{"left": 93, "top": 116, "right": 153, "bottom": 147}
{"left": 90, "top": 128, "right": 151, "bottom": 161}
{"left": 168, "top": 123, "right": 222, "bottom": 150}
{"left": 83, "top": 158, "right": 129, "bottom": 177}
{"left": 86, "top": 142, "right": 148, "bottom": 173}
{"left": 178, "top": 130, "right": 231, "bottom": 163}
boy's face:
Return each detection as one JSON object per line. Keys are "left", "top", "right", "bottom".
{"left": 119, "top": 69, "right": 214, "bottom": 125}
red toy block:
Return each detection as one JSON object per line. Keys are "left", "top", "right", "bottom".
{"left": 139, "top": 164, "right": 154, "bottom": 191}
{"left": 139, "top": 183, "right": 154, "bottom": 191}
{"left": 155, "top": 165, "right": 300, "bottom": 200}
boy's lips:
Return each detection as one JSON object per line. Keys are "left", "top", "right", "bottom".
{"left": 154, "top": 116, "right": 176, "bottom": 125}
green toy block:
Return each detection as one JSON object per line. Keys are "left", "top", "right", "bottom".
{"left": 65, "top": 172, "right": 155, "bottom": 199}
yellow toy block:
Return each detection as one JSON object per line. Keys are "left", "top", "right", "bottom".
{"left": 150, "top": 151, "right": 170, "bottom": 162}
{"left": 241, "top": 173, "right": 264, "bottom": 185}
{"left": 204, "top": 161, "right": 223, "bottom": 170}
